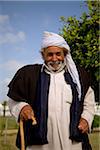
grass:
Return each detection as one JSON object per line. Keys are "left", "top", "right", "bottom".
{"left": 0, "top": 133, "right": 18, "bottom": 150}
{"left": 0, "top": 116, "right": 18, "bottom": 150}
{"left": 0, "top": 116, "right": 18, "bottom": 131}
{"left": 89, "top": 131, "right": 100, "bottom": 150}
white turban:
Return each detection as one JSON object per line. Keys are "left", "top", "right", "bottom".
{"left": 41, "top": 31, "right": 81, "bottom": 100}
{"left": 41, "top": 31, "right": 70, "bottom": 51}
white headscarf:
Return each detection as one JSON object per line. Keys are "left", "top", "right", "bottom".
{"left": 41, "top": 31, "right": 81, "bottom": 100}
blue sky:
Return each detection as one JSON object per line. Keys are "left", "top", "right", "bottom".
{"left": 0, "top": 0, "right": 88, "bottom": 102}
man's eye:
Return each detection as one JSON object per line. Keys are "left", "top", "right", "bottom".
{"left": 47, "top": 52, "right": 62, "bottom": 57}
{"left": 47, "top": 53, "right": 53, "bottom": 57}
{"left": 56, "top": 52, "right": 61, "bottom": 56}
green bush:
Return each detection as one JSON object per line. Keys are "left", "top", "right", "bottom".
{"left": 92, "top": 115, "right": 100, "bottom": 128}
{"left": 60, "top": 1, "right": 99, "bottom": 102}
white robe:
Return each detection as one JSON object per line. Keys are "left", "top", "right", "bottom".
{"left": 8, "top": 70, "right": 95, "bottom": 150}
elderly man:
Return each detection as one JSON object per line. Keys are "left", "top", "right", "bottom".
{"left": 7, "top": 31, "right": 95, "bottom": 150}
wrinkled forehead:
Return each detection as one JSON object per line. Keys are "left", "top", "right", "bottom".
{"left": 44, "top": 46, "right": 63, "bottom": 51}
{"left": 42, "top": 46, "right": 68, "bottom": 56}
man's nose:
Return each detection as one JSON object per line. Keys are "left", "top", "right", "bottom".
{"left": 52, "top": 54, "right": 57, "bottom": 61}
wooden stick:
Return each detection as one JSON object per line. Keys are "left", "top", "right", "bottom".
{"left": 19, "top": 116, "right": 37, "bottom": 150}
{"left": 20, "top": 119, "right": 25, "bottom": 150}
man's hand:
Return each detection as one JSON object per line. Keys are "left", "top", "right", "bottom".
{"left": 20, "top": 105, "right": 36, "bottom": 124}
{"left": 78, "top": 118, "right": 89, "bottom": 133}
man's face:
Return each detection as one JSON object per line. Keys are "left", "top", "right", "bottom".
{"left": 42, "top": 46, "right": 65, "bottom": 71}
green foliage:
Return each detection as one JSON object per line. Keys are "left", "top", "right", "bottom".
{"left": 60, "top": 0, "right": 99, "bottom": 101}
{"left": 92, "top": 115, "right": 100, "bottom": 128}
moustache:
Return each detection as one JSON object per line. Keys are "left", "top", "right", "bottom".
{"left": 47, "top": 61, "right": 61, "bottom": 65}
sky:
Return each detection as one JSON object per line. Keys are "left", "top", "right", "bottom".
{"left": 0, "top": 0, "right": 88, "bottom": 102}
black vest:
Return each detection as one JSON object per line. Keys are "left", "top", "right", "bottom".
{"left": 7, "top": 64, "right": 92, "bottom": 150}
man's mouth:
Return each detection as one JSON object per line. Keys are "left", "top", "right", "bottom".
{"left": 47, "top": 61, "right": 63, "bottom": 71}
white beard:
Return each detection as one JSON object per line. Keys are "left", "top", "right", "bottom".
{"left": 44, "top": 60, "right": 66, "bottom": 73}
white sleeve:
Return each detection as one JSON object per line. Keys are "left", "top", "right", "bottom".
{"left": 81, "top": 86, "right": 96, "bottom": 132}
{"left": 8, "top": 98, "right": 29, "bottom": 122}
